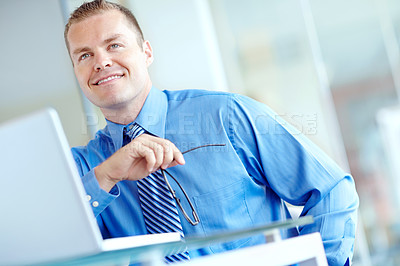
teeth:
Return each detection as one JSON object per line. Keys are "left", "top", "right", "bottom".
{"left": 97, "top": 75, "right": 122, "bottom": 85}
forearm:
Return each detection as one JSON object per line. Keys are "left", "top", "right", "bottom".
{"left": 299, "top": 175, "right": 359, "bottom": 266}
{"left": 94, "top": 164, "right": 119, "bottom": 192}
{"left": 81, "top": 169, "right": 119, "bottom": 217}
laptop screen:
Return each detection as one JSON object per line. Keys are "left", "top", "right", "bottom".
{"left": 0, "top": 108, "right": 102, "bottom": 265}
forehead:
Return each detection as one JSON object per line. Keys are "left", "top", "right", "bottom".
{"left": 67, "top": 10, "right": 137, "bottom": 49}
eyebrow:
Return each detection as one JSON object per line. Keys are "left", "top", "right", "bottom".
{"left": 103, "top": 34, "right": 123, "bottom": 45}
{"left": 71, "top": 34, "right": 124, "bottom": 56}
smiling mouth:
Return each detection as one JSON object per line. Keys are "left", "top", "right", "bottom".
{"left": 96, "top": 75, "right": 124, "bottom": 85}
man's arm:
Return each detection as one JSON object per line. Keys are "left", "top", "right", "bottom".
{"left": 228, "top": 94, "right": 359, "bottom": 266}
{"left": 72, "top": 133, "right": 185, "bottom": 217}
{"left": 94, "top": 134, "right": 185, "bottom": 192}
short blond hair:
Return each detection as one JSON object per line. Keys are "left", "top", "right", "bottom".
{"left": 64, "top": 0, "right": 144, "bottom": 52}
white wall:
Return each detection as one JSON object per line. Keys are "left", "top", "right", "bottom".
{"left": 0, "top": 0, "right": 89, "bottom": 147}
{"left": 129, "top": 0, "right": 228, "bottom": 92}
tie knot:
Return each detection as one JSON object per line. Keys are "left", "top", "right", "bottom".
{"left": 123, "top": 123, "right": 146, "bottom": 143}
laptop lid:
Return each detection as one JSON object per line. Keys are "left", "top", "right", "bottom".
{"left": 0, "top": 108, "right": 103, "bottom": 265}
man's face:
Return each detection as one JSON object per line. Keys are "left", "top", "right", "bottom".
{"left": 67, "top": 10, "right": 153, "bottom": 112}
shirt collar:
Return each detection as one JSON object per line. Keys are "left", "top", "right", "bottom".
{"left": 105, "top": 87, "right": 168, "bottom": 149}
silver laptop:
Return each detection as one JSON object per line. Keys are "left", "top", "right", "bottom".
{"left": 0, "top": 108, "right": 181, "bottom": 266}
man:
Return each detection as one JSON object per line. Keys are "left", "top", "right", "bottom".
{"left": 65, "top": 0, "right": 358, "bottom": 265}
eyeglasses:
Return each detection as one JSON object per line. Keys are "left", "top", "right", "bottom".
{"left": 160, "top": 144, "right": 226, "bottom": 226}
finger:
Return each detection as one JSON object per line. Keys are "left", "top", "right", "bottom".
{"left": 159, "top": 140, "right": 185, "bottom": 169}
{"left": 152, "top": 142, "right": 165, "bottom": 172}
{"left": 173, "top": 149, "right": 185, "bottom": 165}
{"left": 161, "top": 141, "right": 174, "bottom": 169}
{"left": 167, "top": 160, "right": 180, "bottom": 168}
{"left": 129, "top": 141, "right": 157, "bottom": 173}
{"left": 164, "top": 154, "right": 185, "bottom": 169}
{"left": 133, "top": 136, "right": 172, "bottom": 172}
{"left": 137, "top": 134, "right": 185, "bottom": 169}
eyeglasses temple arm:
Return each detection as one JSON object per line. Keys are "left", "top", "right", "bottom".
{"left": 182, "top": 144, "right": 226, "bottom": 155}
{"left": 163, "top": 169, "right": 200, "bottom": 225}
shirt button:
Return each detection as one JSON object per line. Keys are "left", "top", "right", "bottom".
{"left": 92, "top": 201, "right": 99, "bottom": 207}
{"left": 86, "top": 195, "right": 92, "bottom": 201}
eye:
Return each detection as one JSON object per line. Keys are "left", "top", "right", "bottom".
{"left": 110, "top": 44, "right": 120, "bottom": 49}
{"left": 80, "top": 53, "right": 90, "bottom": 61}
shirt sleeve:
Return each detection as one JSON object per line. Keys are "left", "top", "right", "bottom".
{"left": 228, "top": 94, "right": 359, "bottom": 266}
{"left": 71, "top": 147, "right": 119, "bottom": 217}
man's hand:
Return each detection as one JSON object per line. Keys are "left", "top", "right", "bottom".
{"left": 94, "top": 134, "right": 185, "bottom": 192}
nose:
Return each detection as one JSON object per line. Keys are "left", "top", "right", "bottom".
{"left": 94, "top": 52, "right": 112, "bottom": 71}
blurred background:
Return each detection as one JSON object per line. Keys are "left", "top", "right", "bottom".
{"left": 1, "top": 0, "right": 400, "bottom": 264}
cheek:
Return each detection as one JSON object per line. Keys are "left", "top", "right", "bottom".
{"left": 74, "top": 67, "right": 90, "bottom": 87}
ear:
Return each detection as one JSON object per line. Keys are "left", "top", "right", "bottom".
{"left": 143, "top": 40, "right": 154, "bottom": 67}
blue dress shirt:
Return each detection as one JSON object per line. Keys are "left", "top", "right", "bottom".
{"left": 72, "top": 87, "right": 359, "bottom": 265}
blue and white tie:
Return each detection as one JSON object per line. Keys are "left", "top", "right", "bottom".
{"left": 124, "top": 123, "right": 190, "bottom": 263}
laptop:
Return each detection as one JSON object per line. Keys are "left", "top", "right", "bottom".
{"left": 0, "top": 108, "right": 182, "bottom": 266}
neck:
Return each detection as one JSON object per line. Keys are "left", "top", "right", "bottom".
{"left": 101, "top": 86, "right": 151, "bottom": 125}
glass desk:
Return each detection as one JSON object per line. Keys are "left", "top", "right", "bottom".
{"left": 37, "top": 216, "right": 314, "bottom": 266}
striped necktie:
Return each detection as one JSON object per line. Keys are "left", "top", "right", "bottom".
{"left": 123, "top": 123, "right": 190, "bottom": 263}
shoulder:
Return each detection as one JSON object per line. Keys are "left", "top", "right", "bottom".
{"left": 162, "top": 88, "right": 276, "bottom": 118}
{"left": 162, "top": 89, "right": 257, "bottom": 110}
{"left": 164, "top": 89, "right": 264, "bottom": 106}
{"left": 71, "top": 127, "right": 112, "bottom": 158}
{"left": 166, "top": 90, "right": 250, "bottom": 120}
{"left": 163, "top": 88, "right": 234, "bottom": 102}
